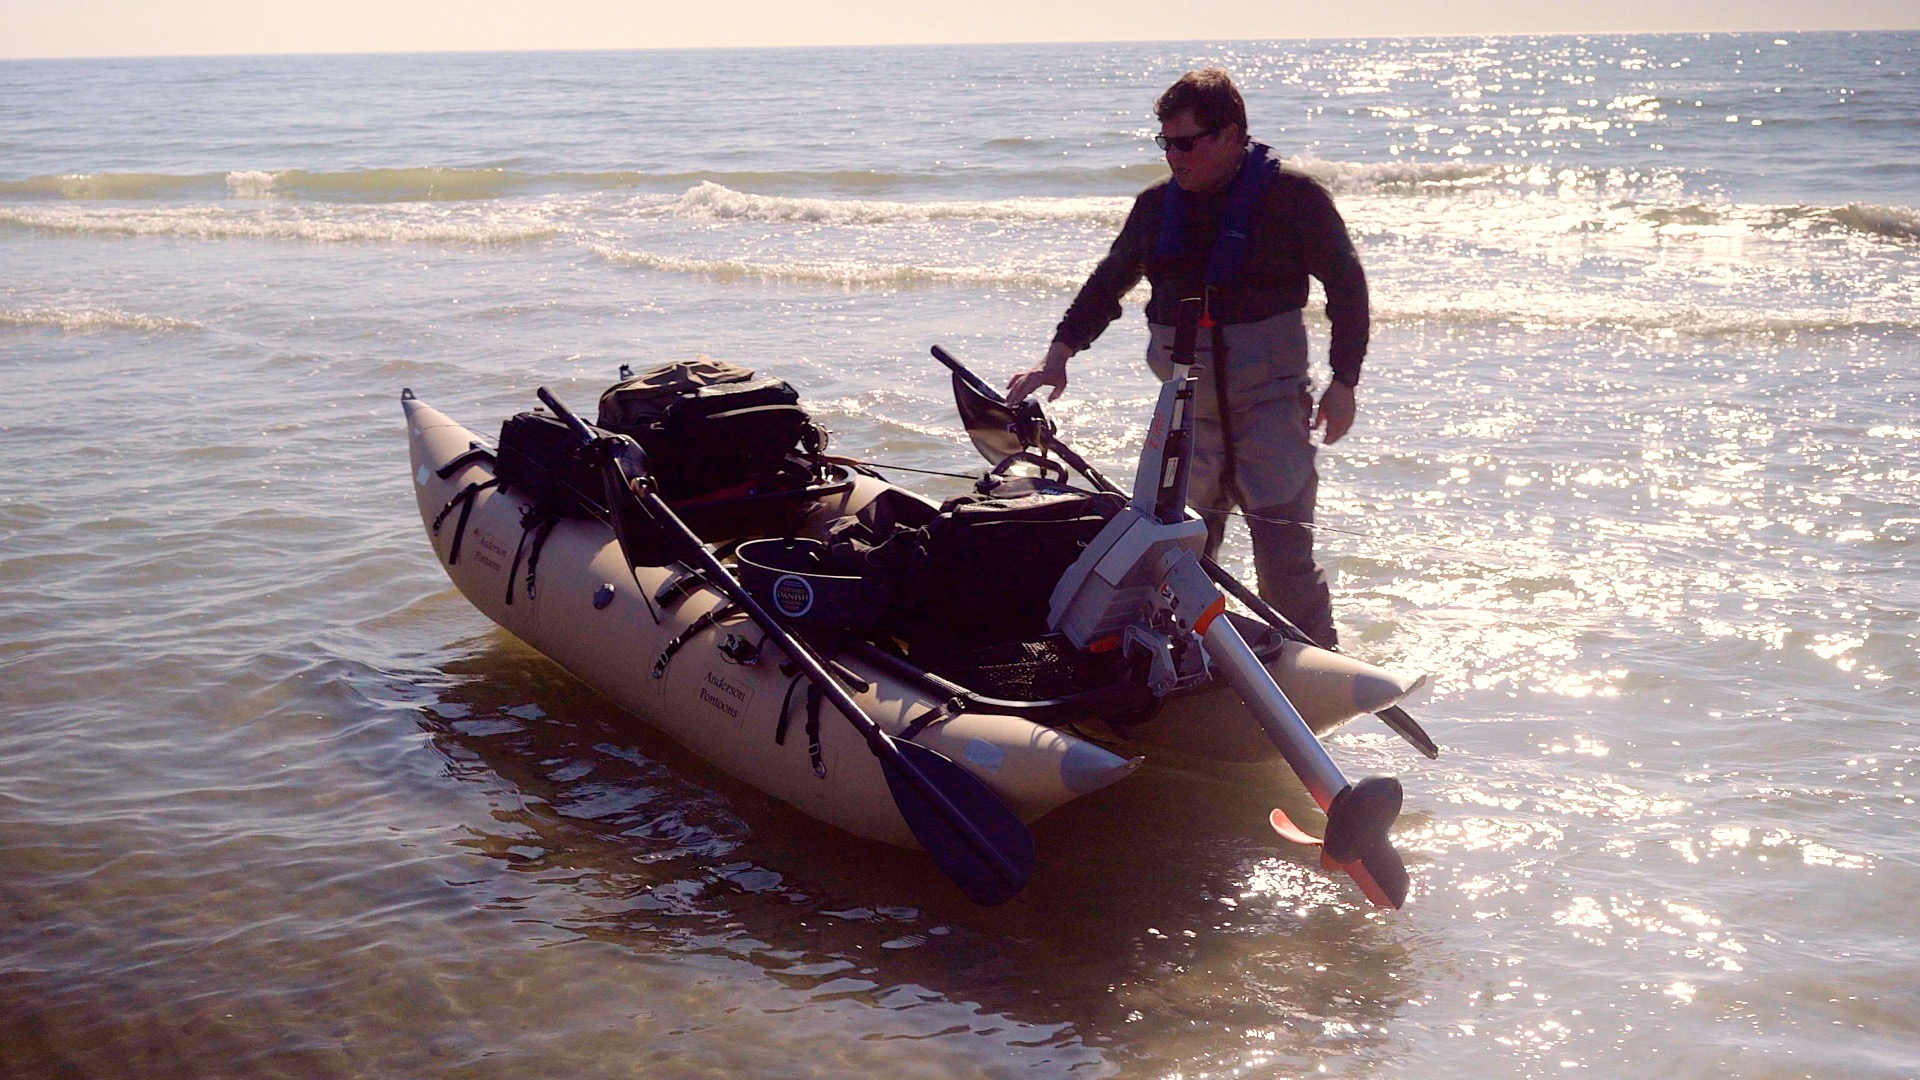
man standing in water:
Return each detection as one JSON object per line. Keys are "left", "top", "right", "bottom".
{"left": 1007, "top": 68, "right": 1368, "bottom": 648}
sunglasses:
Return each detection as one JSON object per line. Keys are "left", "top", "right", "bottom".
{"left": 1154, "top": 126, "right": 1223, "bottom": 153}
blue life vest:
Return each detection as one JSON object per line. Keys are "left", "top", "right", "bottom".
{"left": 1155, "top": 141, "right": 1280, "bottom": 289}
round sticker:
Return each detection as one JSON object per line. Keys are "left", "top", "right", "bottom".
{"left": 772, "top": 574, "right": 814, "bottom": 618}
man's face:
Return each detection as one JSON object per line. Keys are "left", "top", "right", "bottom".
{"left": 1161, "top": 110, "right": 1243, "bottom": 194}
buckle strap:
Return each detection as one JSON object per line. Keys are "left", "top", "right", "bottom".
{"left": 804, "top": 682, "right": 826, "bottom": 778}
{"left": 503, "top": 515, "right": 559, "bottom": 606}
{"left": 652, "top": 601, "right": 737, "bottom": 679}
{"left": 772, "top": 674, "right": 830, "bottom": 779}
{"left": 899, "top": 697, "right": 966, "bottom": 742}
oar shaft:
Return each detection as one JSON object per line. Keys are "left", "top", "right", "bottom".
{"left": 636, "top": 481, "right": 1027, "bottom": 886}
{"left": 930, "top": 345, "right": 1005, "bottom": 403}
{"left": 535, "top": 386, "right": 1029, "bottom": 892}
{"left": 536, "top": 391, "right": 879, "bottom": 745}
{"left": 1037, "top": 432, "right": 1120, "bottom": 498}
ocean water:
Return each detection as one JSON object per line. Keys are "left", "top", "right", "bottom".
{"left": 2, "top": 33, "right": 1916, "bottom": 1079}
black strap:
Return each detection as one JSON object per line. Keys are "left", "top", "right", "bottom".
{"left": 522, "top": 516, "right": 559, "bottom": 601}
{"left": 774, "top": 673, "right": 806, "bottom": 746}
{"left": 899, "top": 696, "right": 966, "bottom": 742}
{"left": 436, "top": 444, "right": 496, "bottom": 479}
{"left": 504, "top": 517, "right": 535, "bottom": 605}
{"left": 772, "top": 675, "right": 829, "bottom": 777}
{"left": 1208, "top": 313, "right": 1240, "bottom": 494}
{"left": 503, "top": 514, "right": 560, "bottom": 606}
{"left": 774, "top": 640, "right": 870, "bottom": 693}
{"left": 804, "top": 682, "right": 826, "bottom": 778}
{"left": 654, "top": 567, "right": 709, "bottom": 609}
{"left": 652, "top": 601, "right": 737, "bottom": 679}
{"left": 431, "top": 479, "right": 499, "bottom": 566}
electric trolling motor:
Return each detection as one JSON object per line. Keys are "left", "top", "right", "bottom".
{"left": 1045, "top": 298, "right": 1411, "bottom": 908}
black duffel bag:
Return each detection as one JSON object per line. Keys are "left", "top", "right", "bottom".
{"left": 596, "top": 358, "right": 820, "bottom": 502}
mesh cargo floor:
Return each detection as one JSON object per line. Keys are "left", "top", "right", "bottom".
{"left": 917, "top": 636, "right": 1129, "bottom": 702}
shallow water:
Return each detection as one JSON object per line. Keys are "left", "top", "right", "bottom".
{"left": 2, "top": 33, "right": 1917, "bottom": 1079}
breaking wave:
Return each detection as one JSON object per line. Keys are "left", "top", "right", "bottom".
{"left": 588, "top": 243, "right": 1078, "bottom": 290}
{"left": 1629, "top": 201, "right": 1920, "bottom": 243}
{"left": 0, "top": 173, "right": 212, "bottom": 199}
{"left": 219, "top": 167, "right": 576, "bottom": 201}
{"left": 0, "top": 164, "right": 1160, "bottom": 203}
{"left": 9, "top": 166, "right": 1907, "bottom": 251}
{"left": 0, "top": 205, "right": 559, "bottom": 244}
{"left": 1371, "top": 297, "right": 1920, "bottom": 338}
{"left": 0, "top": 306, "right": 203, "bottom": 333}
{"left": 0, "top": 168, "right": 650, "bottom": 202}
{"left": 1827, "top": 203, "right": 1920, "bottom": 243}
{"left": 1278, "top": 154, "right": 1693, "bottom": 198}
{"left": 665, "top": 182, "right": 1129, "bottom": 226}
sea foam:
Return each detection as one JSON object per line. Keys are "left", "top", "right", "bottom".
{"left": 1279, "top": 154, "right": 1692, "bottom": 198}
{"left": 0, "top": 205, "right": 559, "bottom": 244}
{"left": 588, "top": 242, "right": 1079, "bottom": 290}
{"left": 667, "top": 182, "right": 1129, "bottom": 227}
{"left": 1829, "top": 203, "right": 1920, "bottom": 243}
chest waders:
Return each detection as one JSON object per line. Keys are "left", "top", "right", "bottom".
{"left": 1156, "top": 142, "right": 1283, "bottom": 503}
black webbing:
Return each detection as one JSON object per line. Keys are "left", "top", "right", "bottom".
{"left": 772, "top": 675, "right": 829, "bottom": 777}
{"left": 436, "top": 445, "right": 496, "bottom": 480}
{"left": 652, "top": 601, "right": 737, "bottom": 679}
{"left": 430, "top": 479, "right": 499, "bottom": 567}
{"left": 521, "top": 516, "right": 559, "bottom": 601}
{"left": 898, "top": 696, "right": 966, "bottom": 742}
{"left": 804, "top": 682, "right": 826, "bottom": 778}
{"left": 774, "top": 673, "right": 806, "bottom": 746}
{"left": 503, "top": 513, "right": 560, "bottom": 606}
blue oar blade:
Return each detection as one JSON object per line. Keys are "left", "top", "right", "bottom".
{"left": 1377, "top": 705, "right": 1440, "bottom": 760}
{"left": 880, "top": 738, "right": 1036, "bottom": 906}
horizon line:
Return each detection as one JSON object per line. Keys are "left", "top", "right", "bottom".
{"left": 2, "top": 26, "right": 1911, "bottom": 64}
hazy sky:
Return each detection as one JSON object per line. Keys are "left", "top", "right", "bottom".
{"left": 4, "top": 0, "right": 1917, "bottom": 59}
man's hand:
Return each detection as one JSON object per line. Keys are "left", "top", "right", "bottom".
{"left": 1007, "top": 341, "right": 1074, "bottom": 403}
{"left": 1313, "top": 380, "right": 1356, "bottom": 445}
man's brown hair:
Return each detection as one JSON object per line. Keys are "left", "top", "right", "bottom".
{"left": 1154, "top": 68, "right": 1249, "bottom": 137}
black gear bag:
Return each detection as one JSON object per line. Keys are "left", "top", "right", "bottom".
{"left": 877, "top": 488, "right": 1125, "bottom": 654}
{"left": 495, "top": 409, "right": 610, "bottom": 520}
{"left": 595, "top": 358, "right": 821, "bottom": 502}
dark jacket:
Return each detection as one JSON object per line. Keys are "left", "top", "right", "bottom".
{"left": 1052, "top": 162, "right": 1371, "bottom": 382}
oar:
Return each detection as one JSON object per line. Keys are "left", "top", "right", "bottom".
{"left": 931, "top": 345, "right": 1438, "bottom": 759}
{"left": 535, "top": 387, "right": 1036, "bottom": 906}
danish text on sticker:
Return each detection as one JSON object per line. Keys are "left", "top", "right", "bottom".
{"left": 772, "top": 574, "right": 814, "bottom": 618}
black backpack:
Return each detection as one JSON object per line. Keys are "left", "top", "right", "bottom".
{"left": 596, "top": 358, "right": 821, "bottom": 501}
